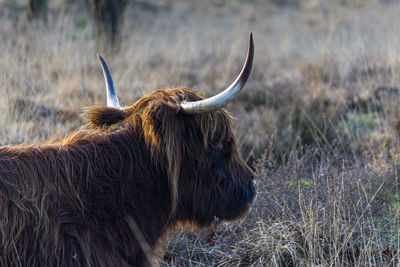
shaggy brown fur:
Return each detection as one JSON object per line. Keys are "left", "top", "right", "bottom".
{"left": 0, "top": 88, "right": 255, "bottom": 266}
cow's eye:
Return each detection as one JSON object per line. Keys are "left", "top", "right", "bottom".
{"left": 224, "top": 138, "right": 234, "bottom": 156}
{"left": 208, "top": 145, "right": 225, "bottom": 165}
{"left": 226, "top": 138, "right": 233, "bottom": 147}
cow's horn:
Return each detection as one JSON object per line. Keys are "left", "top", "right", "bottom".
{"left": 180, "top": 33, "right": 254, "bottom": 114}
{"left": 97, "top": 54, "right": 121, "bottom": 108}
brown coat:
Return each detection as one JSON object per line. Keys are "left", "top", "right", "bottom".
{"left": 0, "top": 88, "right": 255, "bottom": 266}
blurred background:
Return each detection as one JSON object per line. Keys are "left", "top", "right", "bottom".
{"left": 0, "top": 0, "right": 399, "bottom": 265}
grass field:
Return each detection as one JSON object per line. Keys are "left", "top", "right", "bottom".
{"left": 0, "top": 0, "right": 399, "bottom": 265}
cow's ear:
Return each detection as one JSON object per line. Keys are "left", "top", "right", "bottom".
{"left": 84, "top": 107, "right": 129, "bottom": 127}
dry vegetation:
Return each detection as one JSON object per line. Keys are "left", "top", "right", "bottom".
{"left": 0, "top": 0, "right": 399, "bottom": 266}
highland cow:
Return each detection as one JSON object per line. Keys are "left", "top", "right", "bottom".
{"left": 0, "top": 34, "right": 255, "bottom": 266}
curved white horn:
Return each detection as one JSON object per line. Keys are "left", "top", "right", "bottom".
{"left": 97, "top": 54, "right": 121, "bottom": 108}
{"left": 180, "top": 32, "right": 254, "bottom": 114}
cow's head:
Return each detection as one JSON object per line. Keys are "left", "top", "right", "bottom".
{"left": 89, "top": 33, "right": 255, "bottom": 227}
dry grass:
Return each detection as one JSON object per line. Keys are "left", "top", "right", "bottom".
{"left": 0, "top": 0, "right": 399, "bottom": 266}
